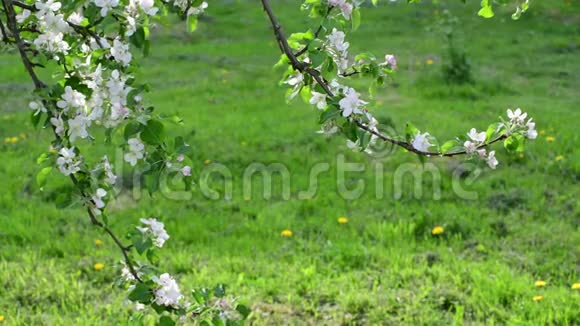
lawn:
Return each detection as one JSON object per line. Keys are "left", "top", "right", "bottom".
{"left": 0, "top": 0, "right": 579, "bottom": 324}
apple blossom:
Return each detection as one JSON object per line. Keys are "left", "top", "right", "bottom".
{"left": 152, "top": 273, "right": 183, "bottom": 308}
{"left": 137, "top": 218, "right": 170, "bottom": 248}
{"left": 486, "top": 150, "right": 498, "bottom": 169}
{"left": 124, "top": 138, "right": 145, "bottom": 166}
{"left": 57, "top": 86, "right": 86, "bottom": 112}
{"left": 383, "top": 54, "right": 397, "bottom": 70}
{"left": 309, "top": 92, "right": 327, "bottom": 110}
{"left": 339, "top": 87, "right": 365, "bottom": 117}
{"left": 412, "top": 132, "right": 433, "bottom": 152}
{"left": 93, "top": 0, "right": 120, "bottom": 17}
{"left": 56, "top": 147, "right": 81, "bottom": 176}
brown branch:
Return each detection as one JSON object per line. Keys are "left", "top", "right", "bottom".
{"left": 261, "top": 0, "right": 503, "bottom": 158}
{"left": 2, "top": 0, "right": 142, "bottom": 283}
{"left": 12, "top": 0, "right": 33, "bottom": 11}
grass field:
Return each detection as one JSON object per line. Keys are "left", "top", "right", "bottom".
{"left": 1, "top": 0, "right": 579, "bottom": 324}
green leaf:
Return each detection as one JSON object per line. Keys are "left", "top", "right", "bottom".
{"left": 503, "top": 134, "right": 524, "bottom": 152}
{"left": 36, "top": 166, "right": 52, "bottom": 187}
{"left": 133, "top": 235, "right": 152, "bottom": 255}
{"left": 352, "top": 8, "right": 361, "bottom": 31}
{"left": 405, "top": 123, "right": 419, "bottom": 143}
{"left": 158, "top": 316, "right": 175, "bottom": 326}
{"left": 236, "top": 304, "right": 251, "bottom": 319}
{"left": 214, "top": 284, "right": 226, "bottom": 298}
{"left": 478, "top": 0, "right": 494, "bottom": 18}
{"left": 128, "top": 283, "right": 153, "bottom": 303}
{"left": 440, "top": 140, "right": 458, "bottom": 153}
{"left": 141, "top": 119, "right": 165, "bottom": 145}
{"left": 319, "top": 108, "right": 340, "bottom": 124}
{"left": 486, "top": 123, "right": 500, "bottom": 142}
{"left": 188, "top": 16, "right": 198, "bottom": 32}
{"left": 174, "top": 136, "right": 191, "bottom": 155}
{"left": 55, "top": 192, "right": 73, "bottom": 208}
{"left": 124, "top": 121, "right": 144, "bottom": 140}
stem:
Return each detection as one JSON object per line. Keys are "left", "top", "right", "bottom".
{"left": 2, "top": 0, "right": 142, "bottom": 282}
{"left": 294, "top": 6, "right": 333, "bottom": 57}
{"left": 260, "top": 0, "right": 501, "bottom": 158}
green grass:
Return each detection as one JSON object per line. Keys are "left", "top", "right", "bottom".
{"left": 1, "top": 0, "right": 579, "bottom": 324}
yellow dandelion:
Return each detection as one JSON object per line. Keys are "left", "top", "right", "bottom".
{"left": 3, "top": 138, "right": 10, "bottom": 144}
{"left": 546, "top": 136, "right": 555, "bottom": 142}
{"left": 0, "top": 315, "right": 4, "bottom": 322}
{"left": 281, "top": 229, "right": 293, "bottom": 237}
{"left": 204, "top": 159, "right": 211, "bottom": 165}
{"left": 572, "top": 283, "right": 580, "bottom": 290}
{"left": 95, "top": 239, "right": 104, "bottom": 246}
{"left": 539, "top": 130, "right": 546, "bottom": 136}
{"left": 11, "top": 137, "right": 18, "bottom": 143}
{"left": 431, "top": 226, "right": 444, "bottom": 235}
{"left": 534, "top": 280, "right": 546, "bottom": 287}
{"left": 426, "top": 59, "right": 434, "bottom": 65}
{"left": 94, "top": 263, "right": 105, "bottom": 271}
{"left": 19, "top": 133, "right": 27, "bottom": 140}
{"left": 338, "top": 217, "right": 348, "bottom": 224}
{"left": 555, "top": 155, "right": 564, "bottom": 162}
{"left": 533, "top": 295, "right": 543, "bottom": 302}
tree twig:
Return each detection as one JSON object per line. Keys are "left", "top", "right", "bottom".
{"left": 260, "top": 0, "right": 503, "bottom": 158}
{"left": 2, "top": 0, "right": 142, "bottom": 282}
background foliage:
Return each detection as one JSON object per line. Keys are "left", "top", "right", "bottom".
{"left": 0, "top": 0, "right": 579, "bottom": 324}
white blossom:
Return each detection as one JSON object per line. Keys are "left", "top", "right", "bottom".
{"left": 29, "top": 101, "right": 46, "bottom": 115}
{"left": 187, "top": 1, "right": 208, "bottom": 16}
{"left": 181, "top": 166, "right": 192, "bottom": 176}
{"left": 525, "top": 118, "right": 537, "bottom": 139}
{"left": 124, "top": 137, "right": 145, "bottom": 166}
{"left": 152, "top": 273, "right": 183, "bottom": 307}
{"left": 411, "top": 132, "right": 433, "bottom": 152}
{"left": 329, "top": 0, "right": 353, "bottom": 20}
{"left": 486, "top": 150, "right": 498, "bottom": 169}
{"left": 57, "top": 86, "right": 86, "bottom": 112}
{"left": 110, "top": 38, "right": 132, "bottom": 66}
{"left": 93, "top": 0, "right": 119, "bottom": 17}
{"left": 137, "top": 218, "right": 170, "bottom": 248}
{"left": 67, "top": 12, "right": 84, "bottom": 25}
{"left": 339, "top": 87, "right": 365, "bottom": 117}
{"left": 102, "top": 156, "right": 117, "bottom": 185}
{"left": 467, "top": 128, "right": 486, "bottom": 143}
{"left": 383, "top": 54, "right": 397, "bottom": 70}
{"left": 16, "top": 9, "right": 31, "bottom": 23}
{"left": 327, "top": 28, "right": 349, "bottom": 53}
{"left": 50, "top": 114, "right": 65, "bottom": 137}
{"left": 33, "top": 31, "right": 70, "bottom": 54}
{"left": 309, "top": 92, "right": 327, "bottom": 110}
{"left": 35, "top": 0, "right": 62, "bottom": 17}
{"left": 56, "top": 147, "right": 81, "bottom": 176}
{"left": 463, "top": 140, "right": 477, "bottom": 154}
{"left": 91, "top": 188, "right": 107, "bottom": 215}
{"left": 507, "top": 108, "right": 527, "bottom": 124}
{"left": 68, "top": 114, "right": 90, "bottom": 142}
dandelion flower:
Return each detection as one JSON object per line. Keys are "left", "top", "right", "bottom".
{"left": 546, "top": 136, "right": 555, "bottom": 142}
{"left": 94, "top": 263, "right": 105, "bottom": 271}
{"left": 533, "top": 295, "right": 543, "bottom": 302}
{"left": 338, "top": 217, "right": 348, "bottom": 224}
{"left": 0, "top": 315, "right": 4, "bottom": 322}
{"left": 95, "top": 239, "right": 104, "bottom": 246}
{"left": 535, "top": 280, "right": 546, "bottom": 287}
{"left": 432, "top": 226, "right": 444, "bottom": 235}
{"left": 539, "top": 130, "right": 546, "bottom": 136}
{"left": 281, "top": 229, "right": 293, "bottom": 237}
{"left": 555, "top": 156, "right": 564, "bottom": 162}
{"left": 572, "top": 283, "right": 580, "bottom": 290}
{"left": 204, "top": 159, "right": 211, "bottom": 165}
{"left": 426, "top": 59, "right": 434, "bottom": 65}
